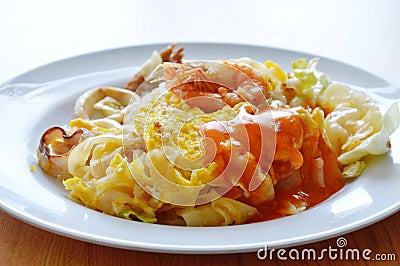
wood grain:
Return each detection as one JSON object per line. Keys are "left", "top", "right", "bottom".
{"left": 0, "top": 210, "right": 398, "bottom": 266}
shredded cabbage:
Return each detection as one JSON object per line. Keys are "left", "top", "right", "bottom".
{"left": 287, "top": 58, "right": 330, "bottom": 107}
{"left": 287, "top": 58, "right": 400, "bottom": 178}
{"left": 338, "top": 101, "right": 400, "bottom": 165}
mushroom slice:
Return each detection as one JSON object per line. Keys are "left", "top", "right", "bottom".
{"left": 37, "top": 127, "right": 93, "bottom": 178}
{"left": 74, "top": 87, "right": 139, "bottom": 123}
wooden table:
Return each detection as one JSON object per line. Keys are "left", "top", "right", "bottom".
{"left": 1, "top": 210, "right": 398, "bottom": 265}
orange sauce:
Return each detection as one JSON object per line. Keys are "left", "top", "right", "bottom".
{"left": 254, "top": 136, "right": 344, "bottom": 222}
{"left": 200, "top": 106, "right": 344, "bottom": 222}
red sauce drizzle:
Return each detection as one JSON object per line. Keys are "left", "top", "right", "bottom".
{"left": 200, "top": 106, "right": 344, "bottom": 222}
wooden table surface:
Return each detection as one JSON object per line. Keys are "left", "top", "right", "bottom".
{"left": 1, "top": 209, "right": 398, "bottom": 265}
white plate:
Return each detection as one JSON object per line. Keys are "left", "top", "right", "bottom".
{"left": 0, "top": 43, "right": 399, "bottom": 254}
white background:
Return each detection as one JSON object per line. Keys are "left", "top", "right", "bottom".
{"left": 0, "top": 0, "right": 399, "bottom": 86}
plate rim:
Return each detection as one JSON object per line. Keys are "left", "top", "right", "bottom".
{"left": 1, "top": 41, "right": 392, "bottom": 87}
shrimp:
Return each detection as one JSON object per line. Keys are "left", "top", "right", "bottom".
{"left": 160, "top": 60, "right": 273, "bottom": 110}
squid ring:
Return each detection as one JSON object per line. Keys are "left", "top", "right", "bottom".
{"left": 74, "top": 86, "right": 139, "bottom": 123}
{"left": 37, "top": 127, "right": 93, "bottom": 178}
